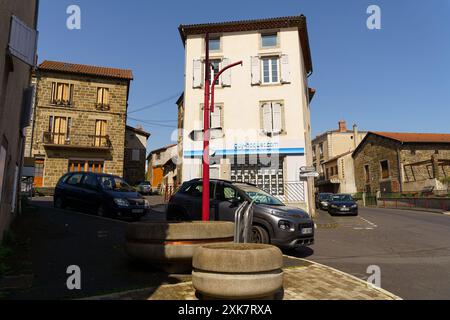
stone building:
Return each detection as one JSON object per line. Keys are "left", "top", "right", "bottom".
{"left": 124, "top": 125, "right": 150, "bottom": 186}
{"left": 25, "top": 60, "right": 133, "bottom": 188}
{"left": 147, "top": 144, "right": 178, "bottom": 193}
{"left": 0, "top": 0, "right": 39, "bottom": 239}
{"left": 313, "top": 121, "right": 367, "bottom": 194}
{"left": 353, "top": 132, "right": 450, "bottom": 194}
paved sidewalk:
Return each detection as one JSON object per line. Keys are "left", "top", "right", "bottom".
{"left": 147, "top": 258, "right": 401, "bottom": 300}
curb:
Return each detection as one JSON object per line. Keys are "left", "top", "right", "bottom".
{"left": 283, "top": 255, "right": 402, "bottom": 300}
{"left": 366, "top": 206, "right": 448, "bottom": 216}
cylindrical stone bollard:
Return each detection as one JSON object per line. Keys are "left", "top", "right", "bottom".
{"left": 192, "top": 243, "right": 284, "bottom": 300}
{"left": 125, "top": 221, "right": 234, "bottom": 274}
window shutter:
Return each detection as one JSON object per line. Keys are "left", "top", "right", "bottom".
{"left": 262, "top": 103, "right": 272, "bottom": 133}
{"left": 211, "top": 106, "right": 221, "bottom": 129}
{"left": 193, "top": 59, "right": 203, "bottom": 88}
{"left": 272, "top": 103, "right": 283, "bottom": 134}
{"left": 20, "top": 86, "right": 35, "bottom": 129}
{"left": 280, "top": 55, "right": 291, "bottom": 84}
{"left": 221, "top": 58, "right": 231, "bottom": 87}
{"left": 8, "top": 16, "right": 38, "bottom": 66}
{"left": 251, "top": 56, "right": 261, "bottom": 85}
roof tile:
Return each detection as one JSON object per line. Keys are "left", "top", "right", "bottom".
{"left": 38, "top": 60, "right": 133, "bottom": 80}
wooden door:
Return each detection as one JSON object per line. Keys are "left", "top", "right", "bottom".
{"left": 34, "top": 159, "right": 45, "bottom": 188}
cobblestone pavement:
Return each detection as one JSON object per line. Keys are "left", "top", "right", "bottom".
{"left": 147, "top": 258, "right": 401, "bottom": 301}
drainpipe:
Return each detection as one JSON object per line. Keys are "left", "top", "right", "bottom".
{"left": 396, "top": 146, "right": 403, "bottom": 193}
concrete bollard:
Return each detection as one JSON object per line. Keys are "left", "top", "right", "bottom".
{"left": 125, "top": 221, "right": 234, "bottom": 274}
{"left": 192, "top": 243, "right": 284, "bottom": 300}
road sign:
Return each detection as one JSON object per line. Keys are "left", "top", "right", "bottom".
{"left": 300, "top": 166, "right": 316, "bottom": 173}
{"left": 189, "top": 128, "right": 224, "bottom": 141}
{"left": 299, "top": 171, "right": 320, "bottom": 178}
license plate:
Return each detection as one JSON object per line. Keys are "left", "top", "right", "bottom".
{"left": 302, "top": 228, "right": 313, "bottom": 235}
{"left": 132, "top": 209, "right": 144, "bottom": 214}
{"left": 341, "top": 208, "right": 350, "bottom": 212}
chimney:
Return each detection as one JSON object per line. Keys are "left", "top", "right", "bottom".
{"left": 353, "top": 124, "right": 359, "bottom": 149}
{"left": 338, "top": 120, "right": 347, "bottom": 133}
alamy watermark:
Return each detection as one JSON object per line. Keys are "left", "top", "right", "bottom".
{"left": 66, "top": 265, "right": 81, "bottom": 290}
{"left": 67, "top": 5, "right": 81, "bottom": 30}
{"left": 367, "top": 265, "right": 381, "bottom": 288}
{"left": 367, "top": 5, "right": 382, "bottom": 30}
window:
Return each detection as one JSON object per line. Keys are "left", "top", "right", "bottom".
{"left": 364, "top": 165, "right": 370, "bottom": 184}
{"left": 261, "top": 57, "right": 279, "bottom": 84}
{"left": 261, "top": 102, "right": 283, "bottom": 135}
{"left": 380, "top": 160, "right": 390, "bottom": 179}
{"left": 132, "top": 149, "right": 140, "bottom": 161}
{"left": 330, "top": 167, "right": 334, "bottom": 176}
{"left": 96, "top": 88, "right": 109, "bottom": 106}
{"left": 82, "top": 174, "right": 99, "bottom": 189}
{"left": 94, "top": 120, "right": 108, "bottom": 147}
{"left": 209, "top": 37, "right": 221, "bottom": 51}
{"left": 66, "top": 173, "right": 83, "bottom": 186}
{"left": 312, "top": 148, "right": 316, "bottom": 159}
{"left": 48, "top": 116, "right": 71, "bottom": 145}
{"left": 319, "top": 144, "right": 324, "bottom": 157}
{"left": 69, "top": 161, "right": 104, "bottom": 173}
{"left": 202, "top": 104, "right": 222, "bottom": 129}
{"left": 156, "top": 153, "right": 161, "bottom": 161}
{"left": 261, "top": 33, "right": 278, "bottom": 48}
{"left": 210, "top": 59, "right": 221, "bottom": 86}
{"left": 51, "top": 82, "right": 74, "bottom": 106}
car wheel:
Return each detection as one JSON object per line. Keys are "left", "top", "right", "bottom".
{"left": 54, "top": 197, "right": 66, "bottom": 209}
{"left": 97, "top": 204, "right": 107, "bottom": 217}
{"left": 252, "top": 226, "right": 270, "bottom": 244}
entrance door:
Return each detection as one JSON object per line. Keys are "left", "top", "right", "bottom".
{"left": 34, "top": 159, "right": 44, "bottom": 188}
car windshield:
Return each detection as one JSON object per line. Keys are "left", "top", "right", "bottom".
{"left": 319, "top": 194, "right": 332, "bottom": 200}
{"left": 332, "top": 195, "right": 353, "bottom": 202}
{"left": 140, "top": 181, "right": 151, "bottom": 186}
{"left": 238, "top": 185, "right": 285, "bottom": 206}
{"left": 100, "top": 176, "right": 134, "bottom": 192}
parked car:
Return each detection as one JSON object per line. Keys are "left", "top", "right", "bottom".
{"left": 136, "top": 181, "right": 152, "bottom": 195}
{"left": 167, "top": 179, "right": 315, "bottom": 248}
{"left": 328, "top": 194, "right": 358, "bottom": 216}
{"left": 315, "top": 193, "right": 334, "bottom": 210}
{"left": 54, "top": 172, "right": 150, "bottom": 221}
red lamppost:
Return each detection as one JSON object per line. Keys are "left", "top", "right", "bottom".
{"left": 202, "top": 33, "right": 243, "bottom": 221}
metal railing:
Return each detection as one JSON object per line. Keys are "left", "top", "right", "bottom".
{"left": 43, "top": 132, "right": 112, "bottom": 149}
{"left": 234, "top": 201, "right": 254, "bottom": 243}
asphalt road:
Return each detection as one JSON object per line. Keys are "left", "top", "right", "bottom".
{"left": 296, "top": 207, "right": 450, "bottom": 300}
{"left": 13, "top": 197, "right": 450, "bottom": 300}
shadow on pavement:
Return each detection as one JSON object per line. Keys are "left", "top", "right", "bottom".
{"left": 2, "top": 198, "right": 175, "bottom": 300}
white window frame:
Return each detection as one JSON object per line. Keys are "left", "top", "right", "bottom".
{"left": 209, "top": 59, "right": 222, "bottom": 86}
{"left": 261, "top": 57, "right": 280, "bottom": 84}
{"left": 261, "top": 102, "right": 284, "bottom": 135}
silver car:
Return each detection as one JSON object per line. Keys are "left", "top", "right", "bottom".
{"left": 136, "top": 181, "right": 152, "bottom": 195}
{"left": 167, "top": 179, "right": 315, "bottom": 248}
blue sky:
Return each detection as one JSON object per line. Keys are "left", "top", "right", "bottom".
{"left": 37, "top": 0, "right": 450, "bottom": 152}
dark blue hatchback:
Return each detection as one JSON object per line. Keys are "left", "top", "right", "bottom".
{"left": 54, "top": 172, "right": 150, "bottom": 221}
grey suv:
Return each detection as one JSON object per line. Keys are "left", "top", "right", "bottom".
{"left": 167, "top": 179, "right": 314, "bottom": 248}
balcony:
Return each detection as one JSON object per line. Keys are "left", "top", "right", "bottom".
{"left": 43, "top": 132, "right": 112, "bottom": 151}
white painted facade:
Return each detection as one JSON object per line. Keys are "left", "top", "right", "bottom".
{"left": 180, "top": 21, "right": 314, "bottom": 211}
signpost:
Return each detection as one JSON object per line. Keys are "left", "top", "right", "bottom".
{"left": 202, "top": 33, "right": 243, "bottom": 221}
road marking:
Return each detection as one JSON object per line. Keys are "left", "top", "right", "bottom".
{"left": 359, "top": 217, "right": 378, "bottom": 228}
{"left": 354, "top": 227, "right": 374, "bottom": 230}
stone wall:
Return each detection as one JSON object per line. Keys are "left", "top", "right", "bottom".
{"left": 353, "top": 135, "right": 401, "bottom": 193}
{"left": 27, "top": 71, "right": 129, "bottom": 187}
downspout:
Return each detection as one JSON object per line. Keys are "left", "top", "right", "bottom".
{"left": 396, "top": 144, "right": 403, "bottom": 193}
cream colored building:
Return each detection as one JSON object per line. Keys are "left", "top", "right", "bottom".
{"left": 178, "top": 16, "right": 315, "bottom": 212}
{"left": 312, "top": 121, "right": 367, "bottom": 194}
